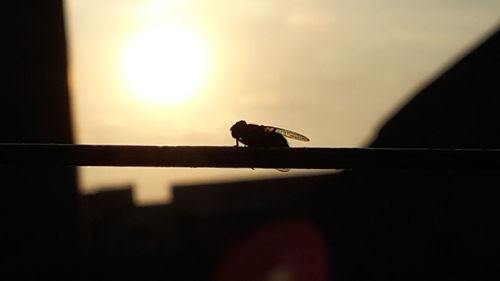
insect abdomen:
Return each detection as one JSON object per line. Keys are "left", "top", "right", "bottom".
{"left": 242, "top": 126, "right": 289, "bottom": 147}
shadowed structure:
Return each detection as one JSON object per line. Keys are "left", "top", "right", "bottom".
{"left": 2, "top": 2, "right": 78, "bottom": 280}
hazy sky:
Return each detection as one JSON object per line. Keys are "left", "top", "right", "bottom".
{"left": 64, "top": 0, "right": 500, "bottom": 204}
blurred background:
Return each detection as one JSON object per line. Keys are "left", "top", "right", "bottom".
{"left": 64, "top": 0, "right": 500, "bottom": 204}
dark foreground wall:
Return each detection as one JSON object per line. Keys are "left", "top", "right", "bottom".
{"left": 2, "top": 2, "right": 78, "bottom": 279}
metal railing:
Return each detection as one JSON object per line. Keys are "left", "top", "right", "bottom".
{"left": 1, "top": 143, "right": 500, "bottom": 169}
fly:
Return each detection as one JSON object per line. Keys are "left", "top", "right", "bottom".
{"left": 230, "top": 120, "right": 310, "bottom": 148}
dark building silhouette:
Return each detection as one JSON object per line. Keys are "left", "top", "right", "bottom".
{"left": 79, "top": 186, "right": 184, "bottom": 281}
{"left": 80, "top": 186, "right": 177, "bottom": 253}
{"left": 2, "top": 2, "right": 78, "bottom": 280}
{"left": 79, "top": 176, "right": 334, "bottom": 280}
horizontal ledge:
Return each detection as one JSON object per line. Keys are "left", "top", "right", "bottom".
{"left": 1, "top": 144, "right": 500, "bottom": 169}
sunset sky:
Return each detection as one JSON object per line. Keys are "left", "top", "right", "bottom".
{"left": 64, "top": 0, "right": 500, "bottom": 204}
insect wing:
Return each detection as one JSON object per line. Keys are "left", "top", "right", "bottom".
{"left": 264, "top": 126, "right": 310, "bottom": 142}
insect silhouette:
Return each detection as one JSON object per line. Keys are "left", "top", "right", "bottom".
{"left": 230, "top": 120, "right": 310, "bottom": 147}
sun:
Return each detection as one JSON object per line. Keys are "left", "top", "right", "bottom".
{"left": 121, "top": 26, "right": 211, "bottom": 105}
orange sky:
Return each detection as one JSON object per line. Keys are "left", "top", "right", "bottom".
{"left": 64, "top": 0, "right": 500, "bottom": 204}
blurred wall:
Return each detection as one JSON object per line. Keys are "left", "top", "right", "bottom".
{"left": 2, "top": 2, "right": 79, "bottom": 279}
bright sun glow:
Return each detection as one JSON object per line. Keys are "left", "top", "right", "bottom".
{"left": 122, "top": 26, "right": 211, "bottom": 105}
